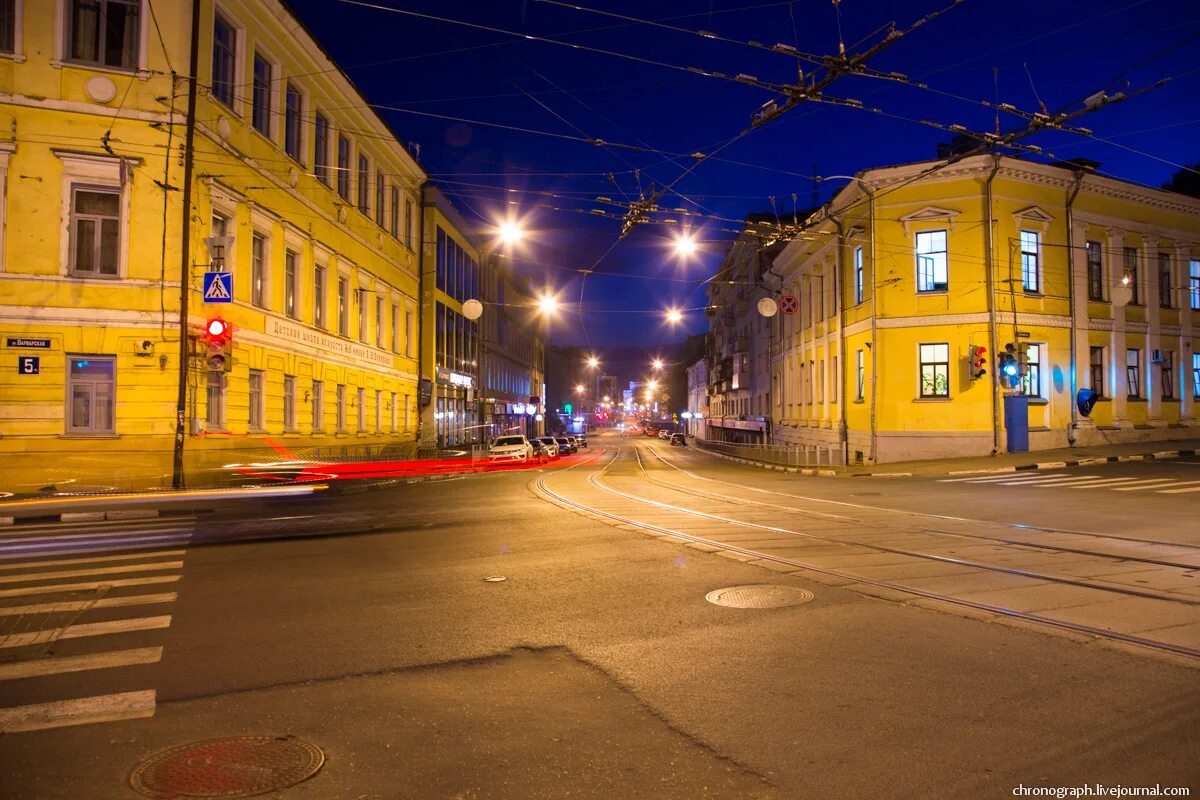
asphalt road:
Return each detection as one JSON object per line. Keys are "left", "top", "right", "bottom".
{"left": 1, "top": 434, "right": 1197, "bottom": 799}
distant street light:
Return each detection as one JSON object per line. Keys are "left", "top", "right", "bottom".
{"left": 652, "top": 358, "right": 664, "bottom": 371}
{"left": 665, "top": 307, "right": 682, "bottom": 324}
{"left": 673, "top": 232, "right": 697, "bottom": 257}
{"left": 575, "top": 384, "right": 585, "bottom": 395}
{"left": 586, "top": 355, "right": 599, "bottom": 369}
{"left": 537, "top": 294, "right": 558, "bottom": 315}
{"left": 498, "top": 221, "right": 524, "bottom": 244}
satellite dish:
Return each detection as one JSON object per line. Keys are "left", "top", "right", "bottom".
{"left": 757, "top": 297, "right": 778, "bottom": 317}
{"left": 462, "top": 298, "right": 483, "bottom": 320}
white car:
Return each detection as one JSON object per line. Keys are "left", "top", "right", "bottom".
{"left": 488, "top": 435, "right": 534, "bottom": 463}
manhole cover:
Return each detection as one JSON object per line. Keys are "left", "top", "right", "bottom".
{"left": 129, "top": 735, "right": 324, "bottom": 798}
{"left": 705, "top": 584, "right": 814, "bottom": 609}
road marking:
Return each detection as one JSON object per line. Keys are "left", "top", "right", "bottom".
{"left": 1008, "top": 475, "right": 1111, "bottom": 486}
{"left": 1107, "top": 480, "right": 1191, "bottom": 491}
{"left": 0, "top": 690, "right": 156, "bottom": 733}
{"left": 1062, "top": 478, "right": 1149, "bottom": 488}
{"left": 0, "top": 574, "right": 180, "bottom": 598}
{"left": 938, "top": 473, "right": 1066, "bottom": 483}
{"left": 0, "top": 592, "right": 177, "bottom": 616}
{"left": 992, "top": 475, "right": 1097, "bottom": 486}
{"left": 1158, "top": 484, "right": 1200, "bottom": 493}
{"left": 0, "top": 549, "right": 186, "bottom": 571}
{"left": 0, "top": 615, "right": 171, "bottom": 648}
{"left": 0, "top": 646, "right": 162, "bottom": 680}
{"left": 0, "top": 528, "right": 190, "bottom": 543}
{"left": 1128, "top": 481, "right": 1200, "bottom": 492}
{"left": 0, "top": 535, "right": 191, "bottom": 556}
{"left": 0, "top": 561, "right": 183, "bottom": 585}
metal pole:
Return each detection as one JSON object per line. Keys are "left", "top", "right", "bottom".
{"left": 171, "top": 0, "right": 202, "bottom": 490}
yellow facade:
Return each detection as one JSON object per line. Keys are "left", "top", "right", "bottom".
{"left": 772, "top": 155, "right": 1200, "bottom": 464}
{"left": 0, "top": 1, "right": 425, "bottom": 490}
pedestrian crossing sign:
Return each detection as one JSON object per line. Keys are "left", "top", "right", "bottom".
{"left": 203, "top": 272, "right": 233, "bottom": 303}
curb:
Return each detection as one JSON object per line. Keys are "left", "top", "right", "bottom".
{"left": 697, "top": 446, "right": 1198, "bottom": 479}
{"left": 0, "top": 508, "right": 162, "bottom": 527}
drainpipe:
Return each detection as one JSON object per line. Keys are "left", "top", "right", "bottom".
{"left": 1064, "top": 170, "right": 1085, "bottom": 443}
{"left": 416, "top": 179, "right": 429, "bottom": 450}
{"left": 866, "top": 183, "right": 879, "bottom": 463}
{"left": 171, "top": 0, "right": 202, "bottom": 490}
{"left": 984, "top": 153, "right": 1002, "bottom": 455}
{"left": 833, "top": 213, "right": 849, "bottom": 466}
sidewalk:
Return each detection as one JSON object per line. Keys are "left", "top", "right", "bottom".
{"left": 842, "top": 436, "right": 1200, "bottom": 477}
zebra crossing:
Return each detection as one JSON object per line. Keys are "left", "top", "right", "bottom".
{"left": 938, "top": 471, "right": 1200, "bottom": 494}
{"left": 0, "top": 516, "right": 193, "bottom": 733}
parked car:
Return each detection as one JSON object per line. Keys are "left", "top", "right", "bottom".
{"left": 554, "top": 436, "right": 575, "bottom": 454}
{"left": 669, "top": 433, "right": 687, "bottom": 446}
{"left": 488, "top": 435, "right": 534, "bottom": 463}
{"left": 533, "top": 436, "right": 560, "bottom": 457}
{"left": 575, "top": 432, "right": 588, "bottom": 448}
{"left": 566, "top": 435, "right": 581, "bottom": 452}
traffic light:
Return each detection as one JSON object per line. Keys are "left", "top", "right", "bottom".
{"left": 967, "top": 345, "right": 987, "bottom": 380}
{"left": 998, "top": 344, "right": 1020, "bottom": 389}
{"left": 1013, "top": 342, "right": 1030, "bottom": 373}
{"left": 203, "top": 317, "right": 233, "bottom": 372}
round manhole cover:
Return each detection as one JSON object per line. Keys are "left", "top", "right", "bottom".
{"left": 705, "top": 584, "right": 814, "bottom": 609}
{"left": 129, "top": 735, "right": 324, "bottom": 798}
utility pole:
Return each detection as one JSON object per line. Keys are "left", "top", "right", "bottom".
{"left": 172, "top": 0, "right": 202, "bottom": 490}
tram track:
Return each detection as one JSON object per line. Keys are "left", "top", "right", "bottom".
{"left": 534, "top": 443, "right": 1200, "bottom": 662}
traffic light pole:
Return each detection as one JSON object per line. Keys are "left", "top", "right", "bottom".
{"left": 172, "top": 0, "right": 202, "bottom": 490}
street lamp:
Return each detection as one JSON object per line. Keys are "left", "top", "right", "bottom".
{"left": 498, "top": 220, "right": 524, "bottom": 245}
{"left": 673, "top": 232, "right": 697, "bottom": 257}
{"left": 665, "top": 307, "right": 683, "bottom": 325}
{"left": 537, "top": 294, "right": 558, "bottom": 315}
{"left": 651, "top": 358, "right": 664, "bottom": 371}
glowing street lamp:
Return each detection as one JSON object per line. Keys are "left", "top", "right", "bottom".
{"left": 673, "top": 232, "right": 697, "bottom": 257}
{"left": 537, "top": 294, "right": 558, "bottom": 315}
{"left": 586, "top": 355, "right": 599, "bottom": 369}
{"left": 651, "top": 358, "right": 664, "bottom": 371}
{"left": 575, "top": 384, "right": 585, "bottom": 395}
{"left": 498, "top": 220, "right": 525, "bottom": 245}
{"left": 665, "top": 307, "right": 682, "bottom": 325}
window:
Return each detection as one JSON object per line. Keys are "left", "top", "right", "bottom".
{"left": 0, "top": 0, "right": 16, "bottom": 53}
{"left": 357, "top": 287, "right": 366, "bottom": 342}
{"left": 311, "top": 380, "right": 324, "bottom": 432}
{"left": 375, "top": 296, "right": 384, "bottom": 348}
{"left": 283, "top": 375, "right": 296, "bottom": 431}
{"left": 313, "top": 264, "right": 326, "bottom": 328}
{"left": 336, "top": 384, "right": 346, "bottom": 432}
{"left": 1020, "top": 344, "right": 1042, "bottom": 398}
{"left": 1127, "top": 349, "right": 1140, "bottom": 398}
{"left": 1089, "top": 346, "right": 1104, "bottom": 398}
{"left": 314, "top": 113, "right": 329, "bottom": 184}
{"left": 376, "top": 176, "right": 386, "bottom": 228}
{"left": 1086, "top": 241, "right": 1104, "bottom": 301}
{"left": 337, "top": 135, "right": 351, "bottom": 200}
{"left": 391, "top": 304, "right": 399, "bottom": 352}
{"left": 251, "top": 233, "right": 266, "bottom": 308}
{"left": 1160, "top": 352, "right": 1175, "bottom": 399}
{"left": 248, "top": 370, "right": 264, "bottom": 430}
{"left": 1124, "top": 247, "right": 1139, "bottom": 305}
{"left": 403, "top": 394, "right": 411, "bottom": 432}
{"left": 831, "top": 356, "right": 838, "bottom": 403}
{"left": 1193, "top": 353, "right": 1200, "bottom": 399}
{"left": 404, "top": 197, "right": 414, "bottom": 248}
{"left": 284, "top": 250, "right": 297, "bottom": 318}
{"left": 1158, "top": 253, "right": 1172, "bottom": 308}
{"left": 375, "top": 389, "right": 382, "bottom": 433}
{"left": 391, "top": 392, "right": 398, "bottom": 433}
{"left": 70, "top": 187, "right": 120, "bottom": 276}
{"left": 68, "top": 0, "right": 139, "bottom": 69}
{"left": 1020, "top": 230, "right": 1040, "bottom": 293}
{"left": 915, "top": 230, "right": 947, "bottom": 293}
{"left": 284, "top": 84, "right": 303, "bottom": 162}
{"left": 251, "top": 53, "right": 272, "bottom": 137}
{"left": 855, "top": 349, "right": 864, "bottom": 401}
{"left": 405, "top": 309, "right": 414, "bottom": 357}
{"left": 67, "top": 356, "right": 115, "bottom": 434}
{"left": 389, "top": 186, "right": 399, "bottom": 238}
{"left": 205, "top": 370, "right": 225, "bottom": 429}
{"left": 1189, "top": 259, "right": 1199, "bottom": 311}
{"left": 211, "top": 12, "right": 237, "bottom": 108}
{"left": 357, "top": 154, "right": 369, "bottom": 214}
{"left": 357, "top": 387, "right": 365, "bottom": 432}
{"left": 919, "top": 343, "right": 950, "bottom": 398}
{"left": 337, "top": 276, "right": 348, "bottom": 335}
{"left": 853, "top": 246, "right": 864, "bottom": 304}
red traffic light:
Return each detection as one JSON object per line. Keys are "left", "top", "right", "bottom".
{"left": 968, "top": 345, "right": 988, "bottom": 380}
{"left": 205, "top": 317, "right": 231, "bottom": 342}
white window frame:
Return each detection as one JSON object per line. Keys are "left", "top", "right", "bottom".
{"left": 918, "top": 342, "right": 950, "bottom": 398}
{"left": 57, "top": 0, "right": 149, "bottom": 73}
{"left": 0, "top": 144, "right": 11, "bottom": 269}
{"left": 1020, "top": 343, "right": 1045, "bottom": 399}
{"left": 205, "top": 369, "right": 226, "bottom": 430}
{"left": 283, "top": 375, "right": 296, "bottom": 431}
{"left": 208, "top": 4, "right": 245, "bottom": 111}
{"left": 855, "top": 348, "right": 864, "bottom": 401}
{"left": 853, "top": 246, "right": 863, "bottom": 305}
{"left": 311, "top": 379, "right": 324, "bottom": 432}
{"left": 284, "top": 248, "right": 298, "bottom": 319}
{"left": 250, "top": 48, "right": 278, "bottom": 141}
{"left": 1020, "top": 230, "right": 1041, "bottom": 294}
{"left": 337, "top": 273, "right": 350, "bottom": 336}
{"left": 405, "top": 306, "right": 414, "bottom": 358}
{"left": 375, "top": 294, "right": 384, "bottom": 348}
{"left": 391, "top": 391, "right": 398, "bottom": 433}
{"left": 56, "top": 151, "right": 131, "bottom": 279}
{"left": 248, "top": 369, "right": 264, "bottom": 431}
{"left": 357, "top": 387, "right": 365, "bottom": 432}
{"left": 1, "top": 0, "right": 25, "bottom": 59}
{"left": 250, "top": 229, "right": 269, "bottom": 308}
{"left": 283, "top": 81, "right": 306, "bottom": 164}
{"left": 66, "top": 354, "right": 116, "bottom": 435}
{"left": 336, "top": 383, "right": 346, "bottom": 432}
{"left": 915, "top": 230, "right": 948, "bottom": 293}
{"left": 374, "top": 389, "right": 382, "bottom": 433}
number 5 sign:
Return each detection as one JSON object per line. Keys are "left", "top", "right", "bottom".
{"left": 18, "top": 356, "right": 40, "bottom": 375}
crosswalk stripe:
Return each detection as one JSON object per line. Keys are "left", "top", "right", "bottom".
{"left": 0, "top": 615, "right": 172, "bottom": 648}
{"left": 938, "top": 473, "right": 1066, "bottom": 483}
{"left": 0, "top": 522, "right": 191, "bottom": 539}
{"left": 1103, "top": 479, "right": 1187, "bottom": 490}
{"left": 0, "top": 574, "right": 180, "bottom": 599}
{"left": 0, "top": 528, "right": 190, "bottom": 544}
{"left": 1063, "top": 478, "right": 1148, "bottom": 488}
{"left": 993, "top": 475, "right": 1095, "bottom": 486}
{"left": 0, "top": 592, "right": 177, "bottom": 616}
{"left": 0, "top": 646, "right": 162, "bottom": 681}
{"left": 0, "top": 561, "right": 183, "bottom": 585}
{"left": 1112, "top": 480, "right": 1200, "bottom": 492}
{"left": 1159, "top": 484, "right": 1200, "bottom": 493}
{"left": 0, "top": 535, "right": 191, "bottom": 557}
{"left": 0, "top": 690, "right": 156, "bottom": 733}
{"left": 1010, "top": 476, "right": 1108, "bottom": 486}
{"left": 0, "top": 550, "right": 187, "bottom": 571}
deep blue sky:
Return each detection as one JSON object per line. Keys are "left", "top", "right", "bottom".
{"left": 287, "top": 0, "right": 1200, "bottom": 351}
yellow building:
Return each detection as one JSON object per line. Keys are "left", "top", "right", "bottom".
{"left": 772, "top": 154, "right": 1200, "bottom": 464}
{"left": 0, "top": 1, "right": 424, "bottom": 490}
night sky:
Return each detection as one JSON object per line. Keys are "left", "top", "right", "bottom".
{"left": 287, "top": 0, "right": 1200, "bottom": 353}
